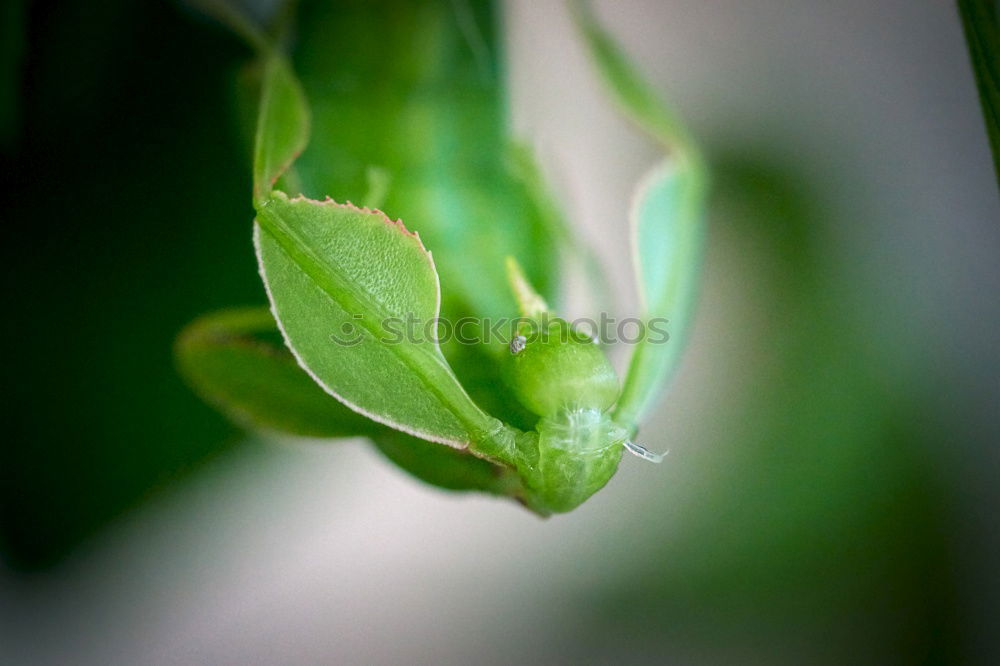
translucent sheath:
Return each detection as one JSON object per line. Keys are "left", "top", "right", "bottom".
{"left": 514, "top": 408, "right": 628, "bottom": 513}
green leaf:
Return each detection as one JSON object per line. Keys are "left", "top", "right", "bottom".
{"left": 175, "top": 306, "right": 378, "bottom": 438}
{"left": 572, "top": 0, "right": 709, "bottom": 430}
{"left": 253, "top": 54, "right": 309, "bottom": 200}
{"left": 176, "top": 306, "right": 525, "bottom": 497}
{"left": 254, "top": 192, "right": 507, "bottom": 450}
{"left": 570, "top": 0, "right": 699, "bottom": 157}
{"left": 373, "top": 431, "right": 522, "bottom": 496}
{"left": 615, "top": 161, "right": 706, "bottom": 428}
{"left": 958, "top": 0, "right": 1000, "bottom": 188}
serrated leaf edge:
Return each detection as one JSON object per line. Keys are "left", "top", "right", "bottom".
{"left": 253, "top": 222, "right": 467, "bottom": 449}
{"left": 276, "top": 191, "right": 444, "bottom": 322}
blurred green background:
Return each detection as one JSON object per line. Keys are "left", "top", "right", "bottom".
{"left": 3, "top": 1, "right": 998, "bottom": 664}
{"left": 3, "top": 0, "right": 258, "bottom": 568}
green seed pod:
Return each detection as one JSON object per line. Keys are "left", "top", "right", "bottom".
{"left": 505, "top": 317, "right": 619, "bottom": 417}
{"left": 502, "top": 257, "right": 627, "bottom": 513}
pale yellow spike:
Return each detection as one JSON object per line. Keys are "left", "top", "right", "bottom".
{"left": 505, "top": 256, "right": 549, "bottom": 318}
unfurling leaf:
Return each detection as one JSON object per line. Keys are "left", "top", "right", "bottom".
{"left": 176, "top": 306, "right": 377, "bottom": 438}
{"left": 573, "top": 0, "right": 709, "bottom": 429}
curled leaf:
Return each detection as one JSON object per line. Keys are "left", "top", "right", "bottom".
{"left": 572, "top": 0, "right": 709, "bottom": 429}
{"left": 176, "top": 307, "right": 377, "bottom": 438}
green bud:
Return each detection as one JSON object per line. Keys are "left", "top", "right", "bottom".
{"left": 505, "top": 318, "right": 620, "bottom": 417}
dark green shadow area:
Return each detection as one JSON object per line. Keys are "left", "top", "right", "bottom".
{"left": 2, "top": 0, "right": 262, "bottom": 568}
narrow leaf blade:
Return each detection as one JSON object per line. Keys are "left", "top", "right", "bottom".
{"left": 573, "top": 1, "right": 709, "bottom": 429}
{"left": 253, "top": 55, "right": 309, "bottom": 198}
{"left": 615, "top": 161, "right": 706, "bottom": 428}
{"left": 571, "top": 0, "right": 698, "bottom": 155}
